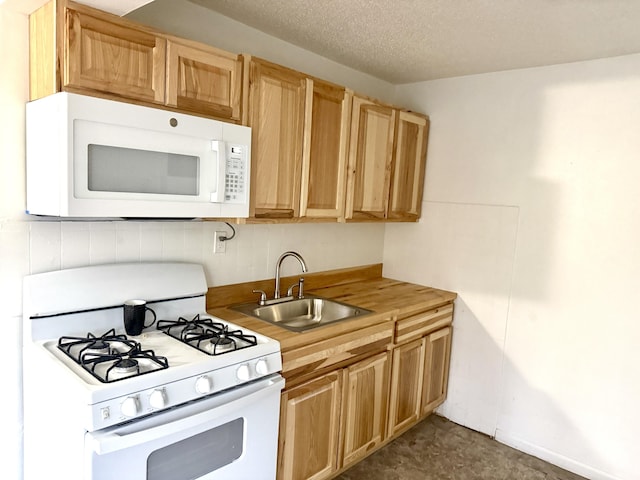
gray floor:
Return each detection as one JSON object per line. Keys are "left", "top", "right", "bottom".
{"left": 337, "top": 415, "right": 586, "bottom": 480}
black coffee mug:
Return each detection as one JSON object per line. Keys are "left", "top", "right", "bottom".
{"left": 123, "top": 299, "right": 156, "bottom": 336}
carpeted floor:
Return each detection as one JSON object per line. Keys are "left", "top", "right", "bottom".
{"left": 336, "top": 415, "right": 586, "bottom": 480}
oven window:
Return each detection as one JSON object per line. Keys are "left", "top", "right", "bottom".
{"left": 147, "top": 417, "right": 244, "bottom": 480}
{"left": 87, "top": 144, "right": 199, "bottom": 195}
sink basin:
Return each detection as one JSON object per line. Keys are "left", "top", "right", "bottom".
{"left": 231, "top": 295, "right": 372, "bottom": 332}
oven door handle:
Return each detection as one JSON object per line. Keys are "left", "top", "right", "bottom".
{"left": 87, "top": 375, "right": 284, "bottom": 455}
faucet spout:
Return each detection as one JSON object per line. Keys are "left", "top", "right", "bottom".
{"left": 274, "top": 251, "right": 308, "bottom": 299}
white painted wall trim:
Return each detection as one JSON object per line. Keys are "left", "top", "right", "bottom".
{"left": 495, "top": 429, "right": 624, "bottom": 480}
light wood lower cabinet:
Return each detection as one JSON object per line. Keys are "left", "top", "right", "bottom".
{"left": 277, "top": 352, "right": 391, "bottom": 480}
{"left": 421, "top": 326, "right": 452, "bottom": 414}
{"left": 387, "top": 338, "right": 426, "bottom": 437}
{"left": 278, "top": 371, "right": 343, "bottom": 480}
{"left": 388, "top": 326, "right": 453, "bottom": 437}
{"left": 276, "top": 307, "right": 453, "bottom": 480}
{"left": 340, "top": 352, "right": 390, "bottom": 469}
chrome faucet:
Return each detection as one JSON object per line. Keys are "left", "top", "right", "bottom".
{"left": 274, "top": 251, "right": 308, "bottom": 299}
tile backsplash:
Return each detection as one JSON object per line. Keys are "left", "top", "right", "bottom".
{"left": 1, "top": 219, "right": 385, "bottom": 318}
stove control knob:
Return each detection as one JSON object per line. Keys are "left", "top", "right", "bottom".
{"left": 149, "top": 389, "right": 167, "bottom": 409}
{"left": 195, "top": 375, "right": 212, "bottom": 394}
{"left": 236, "top": 364, "right": 251, "bottom": 381}
{"left": 121, "top": 396, "right": 139, "bottom": 417}
{"left": 255, "top": 358, "right": 269, "bottom": 375}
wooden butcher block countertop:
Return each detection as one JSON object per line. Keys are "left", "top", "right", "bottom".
{"left": 206, "top": 263, "right": 457, "bottom": 353}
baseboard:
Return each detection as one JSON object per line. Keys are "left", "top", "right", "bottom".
{"left": 495, "top": 429, "right": 623, "bottom": 480}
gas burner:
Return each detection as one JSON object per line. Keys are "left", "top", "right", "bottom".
{"left": 58, "top": 330, "right": 169, "bottom": 383}
{"left": 209, "top": 335, "right": 235, "bottom": 354}
{"left": 158, "top": 315, "right": 258, "bottom": 355}
{"left": 83, "top": 340, "right": 110, "bottom": 356}
{"left": 113, "top": 358, "right": 139, "bottom": 374}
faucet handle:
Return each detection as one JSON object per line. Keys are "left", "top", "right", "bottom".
{"left": 286, "top": 277, "right": 305, "bottom": 299}
{"left": 252, "top": 289, "right": 268, "bottom": 306}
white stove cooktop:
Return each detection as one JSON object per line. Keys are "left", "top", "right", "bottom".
{"left": 23, "top": 263, "right": 282, "bottom": 431}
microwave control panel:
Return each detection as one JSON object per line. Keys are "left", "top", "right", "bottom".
{"left": 224, "top": 145, "right": 247, "bottom": 203}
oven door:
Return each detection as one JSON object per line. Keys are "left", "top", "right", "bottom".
{"left": 85, "top": 374, "right": 284, "bottom": 480}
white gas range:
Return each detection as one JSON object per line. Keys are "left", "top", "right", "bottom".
{"left": 23, "top": 262, "right": 284, "bottom": 480}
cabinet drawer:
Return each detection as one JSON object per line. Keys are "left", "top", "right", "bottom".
{"left": 394, "top": 303, "right": 453, "bottom": 345}
{"left": 282, "top": 321, "right": 393, "bottom": 381}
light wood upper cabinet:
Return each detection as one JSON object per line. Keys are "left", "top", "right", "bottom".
{"left": 278, "top": 371, "right": 342, "bottom": 480}
{"left": 340, "top": 352, "right": 390, "bottom": 469}
{"left": 247, "top": 58, "right": 351, "bottom": 221}
{"left": 345, "top": 95, "right": 429, "bottom": 222}
{"left": 345, "top": 96, "right": 396, "bottom": 220}
{"left": 300, "top": 80, "right": 351, "bottom": 219}
{"left": 30, "top": 0, "right": 243, "bottom": 122}
{"left": 389, "top": 111, "right": 430, "bottom": 220}
{"left": 165, "top": 39, "right": 242, "bottom": 121}
{"left": 30, "top": 2, "right": 430, "bottom": 222}
{"left": 64, "top": 6, "right": 166, "bottom": 104}
{"left": 247, "top": 58, "right": 307, "bottom": 218}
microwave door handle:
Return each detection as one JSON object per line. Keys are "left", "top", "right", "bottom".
{"left": 210, "top": 140, "right": 226, "bottom": 203}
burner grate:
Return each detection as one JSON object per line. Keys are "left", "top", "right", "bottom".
{"left": 57, "top": 329, "right": 169, "bottom": 383}
{"left": 158, "top": 314, "right": 257, "bottom": 355}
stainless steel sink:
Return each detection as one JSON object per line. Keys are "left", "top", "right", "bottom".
{"left": 231, "top": 295, "right": 372, "bottom": 332}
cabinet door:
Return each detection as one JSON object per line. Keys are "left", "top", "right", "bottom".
{"left": 278, "top": 371, "right": 342, "bottom": 480}
{"left": 345, "top": 96, "right": 396, "bottom": 220}
{"left": 341, "top": 352, "right": 390, "bottom": 469}
{"left": 165, "top": 39, "right": 242, "bottom": 121}
{"left": 387, "top": 338, "right": 425, "bottom": 437}
{"left": 65, "top": 7, "right": 166, "bottom": 103}
{"left": 300, "top": 80, "right": 351, "bottom": 219}
{"left": 248, "top": 59, "right": 306, "bottom": 218}
{"left": 388, "top": 111, "right": 430, "bottom": 221}
{"left": 421, "top": 327, "right": 452, "bottom": 414}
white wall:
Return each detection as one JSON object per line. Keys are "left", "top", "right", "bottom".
{"left": 385, "top": 55, "right": 640, "bottom": 480}
{"left": 0, "top": 4, "right": 386, "bottom": 479}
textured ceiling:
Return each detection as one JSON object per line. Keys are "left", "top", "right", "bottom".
{"left": 13, "top": 0, "right": 640, "bottom": 84}
{"left": 184, "top": 0, "right": 640, "bottom": 84}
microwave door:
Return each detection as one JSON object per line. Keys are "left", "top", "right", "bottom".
{"left": 73, "top": 120, "right": 217, "bottom": 204}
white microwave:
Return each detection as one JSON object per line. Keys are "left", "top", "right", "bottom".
{"left": 26, "top": 93, "right": 251, "bottom": 218}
